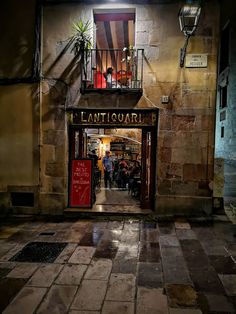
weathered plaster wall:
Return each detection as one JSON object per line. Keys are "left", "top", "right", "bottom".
{"left": 41, "top": 1, "right": 219, "bottom": 214}
{"left": 0, "top": 0, "right": 39, "bottom": 214}
{"left": 0, "top": 0, "right": 36, "bottom": 78}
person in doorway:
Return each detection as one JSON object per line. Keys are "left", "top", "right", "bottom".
{"left": 88, "top": 149, "right": 98, "bottom": 167}
{"left": 102, "top": 151, "right": 113, "bottom": 189}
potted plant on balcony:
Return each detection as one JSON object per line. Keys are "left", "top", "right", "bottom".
{"left": 70, "top": 20, "right": 93, "bottom": 87}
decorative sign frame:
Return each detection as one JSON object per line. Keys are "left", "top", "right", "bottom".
{"left": 185, "top": 54, "right": 208, "bottom": 68}
{"left": 69, "top": 159, "right": 93, "bottom": 208}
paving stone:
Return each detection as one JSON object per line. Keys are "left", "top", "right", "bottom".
{"left": 54, "top": 243, "right": 78, "bottom": 263}
{"left": 102, "top": 301, "right": 134, "bottom": 314}
{"left": 0, "top": 262, "right": 16, "bottom": 269}
{"left": 219, "top": 274, "right": 236, "bottom": 296}
{"left": 85, "top": 258, "right": 112, "bottom": 280}
{"left": 0, "top": 244, "right": 26, "bottom": 262}
{"left": 166, "top": 284, "right": 198, "bottom": 307}
{"left": 140, "top": 229, "right": 159, "bottom": 243}
{"left": 6, "top": 263, "right": 38, "bottom": 279}
{"left": 136, "top": 287, "right": 168, "bottom": 314}
{"left": 69, "top": 311, "right": 100, "bottom": 314}
{"left": 79, "top": 231, "right": 103, "bottom": 246}
{"left": 106, "top": 273, "right": 135, "bottom": 302}
{"left": 180, "top": 239, "right": 210, "bottom": 270}
{"left": 68, "top": 246, "right": 96, "bottom": 264}
{"left": 190, "top": 267, "right": 225, "bottom": 294}
{"left": 117, "top": 244, "right": 139, "bottom": 257}
{"left": 69, "top": 311, "right": 99, "bottom": 314}
{"left": 2, "top": 286, "right": 46, "bottom": 314}
{"left": 176, "top": 229, "right": 197, "bottom": 240}
{"left": 139, "top": 242, "right": 160, "bottom": 262}
{"left": 0, "top": 227, "right": 20, "bottom": 239}
{"left": 71, "top": 279, "right": 107, "bottom": 311}
{"left": 159, "top": 236, "right": 180, "bottom": 247}
{"left": 162, "top": 256, "right": 192, "bottom": 285}
{"left": 37, "top": 285, "right": 77, "bottom": 314}
{"left": 27, "top": 264, "right": 63, "bottom": 287}
{"left": 102, "top": 230, "right": 122, "bottom": 242}
{"left": 0, "top": 243, "right": 16, "bottom": 259}
{"left": 112, "top": 253, "right": 137, "bottom": 274}
{"left": 94, "top": 240, "right": 119, "bottom": 259}
{"left": 0, "top": 278, "right": 27, "bottom": 312}
{"left": 55, "top": 264, "right": 87, "bottom": 285}
{"left": 200, "top": 239, "right": 227, "bottom": 256}
{"left": 137, "top": 262, "right": 163, "bottom": 288}
{"left": 120, "top": 230, "right": 139, "bottom": 244}
{"left": 158, "top": 222, "right": 175, "bottom": 235}
{"left": 169, "top": 309, "right": 202, "bottom": 314}
{"left": 123, "top": 220, "right": 140, "bottom": 231}
{"left": 141, "top": 222, "right": 158, "bottom": 229}
{"left": 174, "top": 222, "right": 191, "bottom": 229}
{"left": 107, "top": 221, "right": 124, "bottom": 230}
{"left": 160, "top": 246, "right": 183, "bottom": 257}
{"left": 209, "top": 255, "right": 236, "bottom": 274}
{"left": 205, "top": 294, "right": 235, "bottom": 313}
{"left": 0, "top": 268, "right": 11, "bottom": 279}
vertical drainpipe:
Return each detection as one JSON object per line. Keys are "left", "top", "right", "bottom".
{"left": 32, "top": 0, "right": 42, "bottom": 214}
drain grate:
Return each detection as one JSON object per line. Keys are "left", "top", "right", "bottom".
{"left": 39, "top": 232, "right": 55, "bottom": 236}
{"left": 10, "top": 242, "right": 67, "bottom": 263}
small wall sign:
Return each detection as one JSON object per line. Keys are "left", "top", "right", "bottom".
{"left": 185, "top": 54, "right": 208, "bottom": 68}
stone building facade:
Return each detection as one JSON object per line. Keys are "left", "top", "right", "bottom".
{"left": 0, "top": 0, "right": 220, "bottom": 215}
{"left": 215, "top": 1, "right": 236, "bottom": 204}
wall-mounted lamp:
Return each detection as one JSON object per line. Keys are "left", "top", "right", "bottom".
{"left": 178, "top": 1, "right": 201, "bottom": 67}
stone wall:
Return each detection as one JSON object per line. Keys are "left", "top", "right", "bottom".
{"left": 41, "top": 1, "right": 219, "bottom": 215}
{"left": 215, "top": 2, "right": 236, "bottom": 201}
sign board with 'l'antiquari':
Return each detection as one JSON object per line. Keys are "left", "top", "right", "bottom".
{"left": 185, "top": 54, "right": 208, "bottom": 68}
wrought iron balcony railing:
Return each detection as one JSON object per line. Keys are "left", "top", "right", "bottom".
{"left": 81, "top": 48, "right": 144, "bottom": 92}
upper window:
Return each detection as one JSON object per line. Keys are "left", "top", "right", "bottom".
{"left": 219, "top": 23, "right": 230, "bottom": 73}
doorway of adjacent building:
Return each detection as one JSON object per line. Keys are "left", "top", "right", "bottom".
{"left": 68, "top": 126, "right": 156, "bottom": 212}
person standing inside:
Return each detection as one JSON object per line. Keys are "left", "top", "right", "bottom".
{"left": 102, "top": 151, "right": 113, "bottom": 189}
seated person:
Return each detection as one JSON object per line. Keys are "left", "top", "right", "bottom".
{"left": 104, "top": 67, "right": 115, "bottom": 88}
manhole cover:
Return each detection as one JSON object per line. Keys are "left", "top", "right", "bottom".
{"left": 10, "top": 242, "right": 67, "bottom": 263}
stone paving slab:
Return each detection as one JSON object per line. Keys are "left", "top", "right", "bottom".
{"left": 169, "top": 309, "right": 202, "bottom": 314}
{"left": 54, "top": 243, "right": 78, "bottom": 263}
{"left": 106, "top": 273, "right": 135, "bottom": 302}
{"left": 71, "top": 279, "right": 107, "bottom": 311}
{"left": 205, "top": 293, "right": 235, "bottom": 313}
{"left": 6, "top": 263, "right": 38, "bottom": 279}
{"left": 0, "top": 218, "right": 235, "bottom": 313}
{"left": 219, "top": 274, "right": 236, "bottom": 296}
{"left": 26, "top": 264, "right": 63, "bottom": 287}
{"left": 3, "top": 286, "right": 47, "bottom": 314}
{"left": 136, "top": 287, "right": 168, "bottom": 314}
{"left": 137, "top": 262, "right": 163, "bottom": 288}
{"left": 55, "top": 264, "right": 87, "bottom": 285}
{"left": 68, "top": 246, "right": 96, "bottom": 264}
{"left": 102, "top": 301, "right": 134, "bottom": 314}
{"left": 37, "top": 284, "right": 77, "bottom": 314}
{"left": 0, "top": 278, "right": 27, "bottom": 313}
{"left": 69, "top": 311, "right": 100, "bottom": 314}
{"left": 0, "top": 244, "right": 26, "bottom": 262}
{"left": 85, "top": 258, "right": 112, "bottom": 280}
{"left": 166, "top": 284, "right": 198, "bottom": 308}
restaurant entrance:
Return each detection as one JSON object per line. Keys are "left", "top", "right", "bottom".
{"left": 68, "top": 109, "right": 158, "bottom": 211}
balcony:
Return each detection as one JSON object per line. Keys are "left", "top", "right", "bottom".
{"left": 81, "top": 48, "right": 144, "bottom": 95}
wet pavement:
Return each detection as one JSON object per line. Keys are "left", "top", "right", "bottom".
{"left": 0, "top": 217, "right": 235, "bottom": 313}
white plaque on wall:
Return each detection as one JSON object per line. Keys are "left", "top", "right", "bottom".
{"left": 185, "top": 54, "right": 208, "bottom": 68}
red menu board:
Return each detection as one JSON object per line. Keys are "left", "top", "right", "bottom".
{"left": 70, "top": 159, "right": 93, "bottom": 207}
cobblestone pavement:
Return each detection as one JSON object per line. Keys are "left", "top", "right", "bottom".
{"left": 0, "top": 218, "right": 236, "bottom": 314}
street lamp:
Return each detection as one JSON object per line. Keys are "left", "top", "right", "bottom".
{"left": 178, "top": 1, "right": 201, "bottom": 67}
